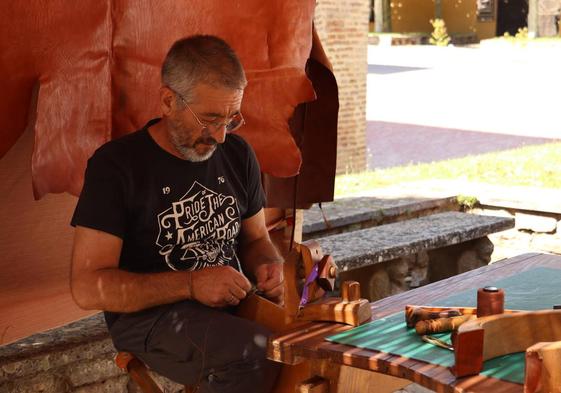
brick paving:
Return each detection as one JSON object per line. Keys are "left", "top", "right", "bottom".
{"left": 366, "top": 120, "right": 557, "bottom": 169}
{"left": 366, "top": 45, "right": 561, "bottom": 169}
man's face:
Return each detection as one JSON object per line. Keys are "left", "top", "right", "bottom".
{"left": 167, "top": 83, "right": 244, "bottom": 162}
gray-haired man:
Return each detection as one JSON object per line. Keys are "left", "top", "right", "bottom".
{"left": 71, "top": 35, "right": 283, "bottom": 393}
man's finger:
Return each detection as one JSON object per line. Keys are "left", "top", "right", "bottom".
{"left": 228, "top": 286, "right": 248, "bottom": 300}
{"left": 233, "top": 275, "right": 252, "bottom": 292}
{"left": 257, "top": 265, "right": 283, "bottom": 289}
{"left": 258, "top": 275, "right": 283, "bottom": 292}
{"left": 254, "top": 266, "right": 270, "bottom": 284}
{"left": 263, "top": 280, "right": 284, "bottom": 298}
{"left": 229, "top": 268, "right": 252, "bottom": 292}
{"left": 222, "top": 293, "right": 240, "bottom": 307}
{"left": 266, "top": 291, "right": 284, "bottom": 306}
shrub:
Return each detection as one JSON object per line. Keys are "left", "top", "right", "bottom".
{"left": 429, "top": 18, "right": 451, "bottom": 46}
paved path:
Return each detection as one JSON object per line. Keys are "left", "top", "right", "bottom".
{"left": 366, "top": 120, "right": 556, "bottom": 169}
{"left": 366, "top": 45, "right": 561, "bottom": 169}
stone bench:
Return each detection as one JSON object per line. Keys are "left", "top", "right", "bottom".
{"left": 317, "top": 211, "right": 514, "bottom": 301}
{"left": 303, "top": 195, "right": 460, "bottom": 239}
{"left": 0, "top": 314, "right": 184, "bottom": 393}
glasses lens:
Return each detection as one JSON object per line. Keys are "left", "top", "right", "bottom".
{"left": 225, "top": 114, "right": 243, "bottom": 132}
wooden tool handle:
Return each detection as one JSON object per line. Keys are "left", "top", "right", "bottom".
{"left": 405, "top": 305, "right": 520, "bottom": 328}
{"left": 415, "top": 314, "right": 474, "bottom": 335}
{"left": 406, "top": 307, "right": 462, "bottom": 328}
{"left": 405, "top": 306, "right": 462, "bottom": 328}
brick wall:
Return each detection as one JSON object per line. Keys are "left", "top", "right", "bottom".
{"left": 315, "top": 0, "right": 370, "bottom": 174}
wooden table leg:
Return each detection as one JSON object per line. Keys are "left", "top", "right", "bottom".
{"left": 304, "top": 359, "right": 410, "bottom": 393}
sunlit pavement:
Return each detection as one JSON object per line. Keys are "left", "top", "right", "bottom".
{"left": 366, "top": 44, "right": 561, "bottom": 169}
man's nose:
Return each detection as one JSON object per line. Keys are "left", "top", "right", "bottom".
{"left": 204, "top": 125, "right": 227, "bottom": 144}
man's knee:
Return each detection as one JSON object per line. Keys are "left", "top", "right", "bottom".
{"left": 201, "top": 316, "right": 280, "bottom": 393}
{"left": 202, "top": 356, "right": 281, "bottom": 393}
{"left": 204, "top": 314, "right": 270, "bottom": 365}
{"left": 114, "top": 303, "right": 281, "bottom": 392}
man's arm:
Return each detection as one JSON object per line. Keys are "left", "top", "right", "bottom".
{"left": 71, "top": 226, "right": 251, "bottom": 312}
{"left": 239, "top": 209, "right": 284, "bottom": 303}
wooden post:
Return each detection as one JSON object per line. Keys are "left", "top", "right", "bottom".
{"left": 528, "top": 0, "right": 539, "bottom": 38}
{"left": 375, "top": 0, "right": 392, "bottom": 32}
{"left": 383, "top": 0, "right": 392, "bottom": 32}
{"left": 374, "top": 0, "right": 383, "bottom": 32}
{"left": 435, "top": 0, "right": 443, "bottom": 19}
{"left": 291, "top": 209, "right": 303, "bottom": 244}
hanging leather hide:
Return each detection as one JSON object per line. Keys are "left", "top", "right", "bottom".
{"left": 0, "top": 0, "right": 317, "bottom": 199}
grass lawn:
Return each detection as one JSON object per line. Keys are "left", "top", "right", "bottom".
{"left": 335, "top": 142, "right": 561, "bottom": 198}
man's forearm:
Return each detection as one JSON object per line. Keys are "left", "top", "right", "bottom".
{"left": 71, "top": 268, "right": 191, "bottom": 312}
{"left": 240, "top": 236, "right": 283, "bottom": 280}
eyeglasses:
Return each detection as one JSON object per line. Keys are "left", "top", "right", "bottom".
{"left": 168, "top": 87, "right": 245, "bottom": 133}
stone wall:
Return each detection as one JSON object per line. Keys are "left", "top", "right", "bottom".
{"left": 0, "top": 315, "right": 183, "bottom": 393}
{"left": 315, "top": 0, "right": 370, "bottom": 174}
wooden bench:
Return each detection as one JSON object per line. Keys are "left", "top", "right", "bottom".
{"left": 316, "top": 211, "right": 514, "bottom": 300}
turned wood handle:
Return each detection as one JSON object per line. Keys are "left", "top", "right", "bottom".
{"left": 406, "top": 307, "right": 462, "bottom": 328}
{"left": 415, "top": 314, "right": 474, "bottom": 335}
{"left": 341, "top": 281, "right": 361, "bottom": 302}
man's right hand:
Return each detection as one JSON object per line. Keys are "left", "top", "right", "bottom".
{"left": 190, "top": 266, "right": 251, "bottom": 307}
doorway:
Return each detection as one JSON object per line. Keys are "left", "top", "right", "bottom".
{"left": 496, "top": 0, "right": 529, "bottom": 35}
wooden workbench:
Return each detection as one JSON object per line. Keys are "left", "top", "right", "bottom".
{"left": 269, "top": 253, "right": 561, "bottom": 393}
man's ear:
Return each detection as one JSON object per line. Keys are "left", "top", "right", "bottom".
{"left": 159, "top": 86, "right": 175, "bottom": 116}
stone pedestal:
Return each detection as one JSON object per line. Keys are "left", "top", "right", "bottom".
{"left": 428, "top": 237, "right": 494, "bottom": 283}
{"left": 341, "top": 237, "right": 494, "bottom": 302}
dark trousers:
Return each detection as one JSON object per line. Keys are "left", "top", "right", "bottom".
{"left": 109, "top": 300, "right": 281, "bottom": 393}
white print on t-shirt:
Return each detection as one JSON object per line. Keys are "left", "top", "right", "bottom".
{"left": 156, "top": 181, "right": 241, "bottom": 271}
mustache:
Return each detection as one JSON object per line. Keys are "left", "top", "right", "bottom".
{"left": 195, "top": 137, "right": 218, "bottom": 146}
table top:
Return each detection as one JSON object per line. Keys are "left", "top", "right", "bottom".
{"left": 270, "top": 253, "right": 561, "bottom": 393}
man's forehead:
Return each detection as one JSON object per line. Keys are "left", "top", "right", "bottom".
{"left": 191, "top": 83, "right": 244, "bottom": 115}
{"left": 192, "top": 82, "right": 244, "bottom": 100}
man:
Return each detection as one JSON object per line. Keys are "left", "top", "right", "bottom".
{"left": 70, "top": 35, "right": 283, "bottom": 393}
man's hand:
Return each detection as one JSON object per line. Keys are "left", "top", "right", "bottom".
{"left": 190, "top": 266, "right": 251, "bottom": 307}
{"left": 238, "top": 209, "right": 285, "bottom": 305}
{"left": 255, "top": 262, "right": 284, "bottom": 305}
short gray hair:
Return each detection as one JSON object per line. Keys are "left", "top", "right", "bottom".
{"left": 161, "top": 35, "right": 247, "bottom": 104}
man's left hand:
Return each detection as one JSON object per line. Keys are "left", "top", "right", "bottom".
{"left": 255, "top": 262, "right": 284, "bottom": 305}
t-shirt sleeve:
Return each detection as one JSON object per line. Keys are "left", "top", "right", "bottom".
{"left": 71, "top": 147, "right": 127, "bottom": 239}
{"left": 243, "top": 143, "right": 266, "bottom": 219}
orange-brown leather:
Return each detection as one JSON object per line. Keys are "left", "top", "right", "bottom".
{"left": 1, "top": 0, "right": 317, "bottom": 199}
{"left": 263, "top": 26, "right": 339, "bottom": 207}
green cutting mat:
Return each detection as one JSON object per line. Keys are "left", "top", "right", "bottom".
{"left": 327, "top": 267, "right": 561, "bottom": 384}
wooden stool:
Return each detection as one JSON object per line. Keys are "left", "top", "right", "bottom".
{"left": 115, "top": 352, "right": 197, "bottom": 393}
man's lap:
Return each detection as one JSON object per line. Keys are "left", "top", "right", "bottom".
{"left": 108, "top": 300, "right": 279, "bottom": 392}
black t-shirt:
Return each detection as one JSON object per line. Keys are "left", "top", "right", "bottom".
{"left": 71, "top": 118, "right": 265, "bottom": 324}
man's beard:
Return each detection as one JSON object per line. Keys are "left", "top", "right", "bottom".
{"left": 168, "top": 120, "right": 217, "bottom": 162}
